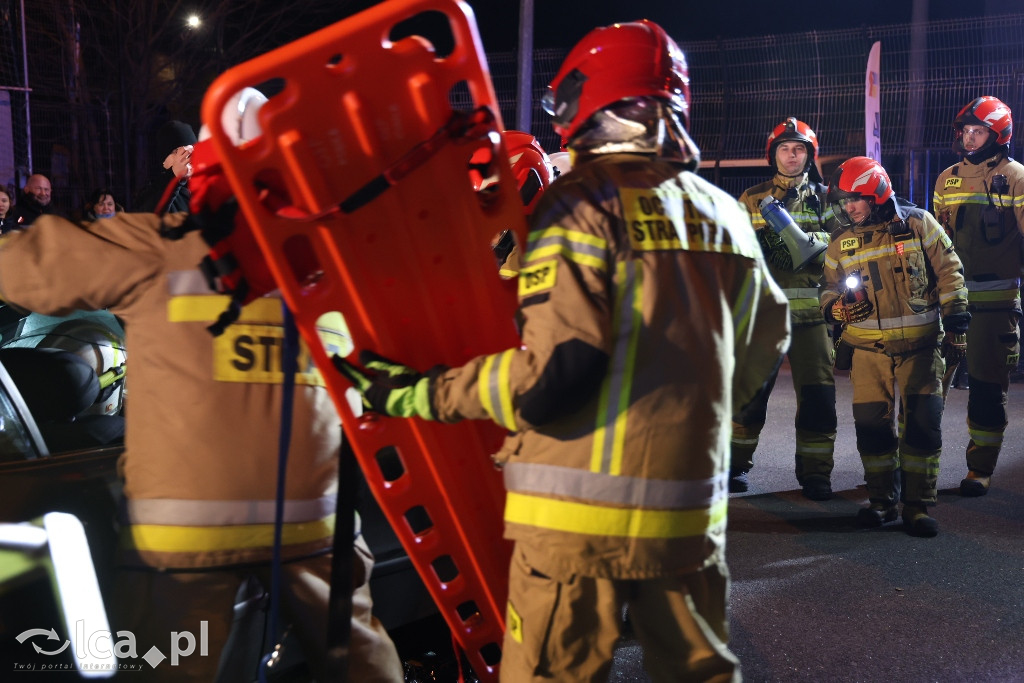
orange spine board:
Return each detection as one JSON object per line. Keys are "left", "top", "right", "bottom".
{"left": 199, "top": 0, "right": 524, "bottom": 677}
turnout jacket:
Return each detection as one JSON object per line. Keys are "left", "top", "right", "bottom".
{"left": 432, "top": 153, "right": 790, "bottom": 581}
{"left": 0, "top": 213, "right": 348, "bottom": 569}
{"left": 739, "top": 173, "right": 835, "bottom": 327}
{"left": 820, "top": 204, "right": 968, "bottom": 356}
{"left": 932, "top": 152, "right": 1024, "bottom": 313}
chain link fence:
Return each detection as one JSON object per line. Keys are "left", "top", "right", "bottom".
{"left": 3, "top": 6, "right": 1023, "bottom": 214}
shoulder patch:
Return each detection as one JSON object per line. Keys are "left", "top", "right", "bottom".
{"left": 519, "top": 259, "right": 557, "bottom": 297}
{"left": 943, "top": 177, "right": 962, "bottom": 189}
{"left": 839, "top": 236, "right": 861, "bottom": 251}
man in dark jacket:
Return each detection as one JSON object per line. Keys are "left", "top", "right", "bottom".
{"left": 7, "top": 174, "right": 56, "bottom": 228}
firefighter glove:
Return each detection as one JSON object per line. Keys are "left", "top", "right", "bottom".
{"left": 333, "top": 350, "right": 437, "bottom": 420}
{"left": 941, "top": 332, "right": 967, "bottom": 364}
{"left": 942, "top": 311, "right": 971, "bottom": 335}
{"left": 830, "top": 298, "right": 873, "bottom": 324}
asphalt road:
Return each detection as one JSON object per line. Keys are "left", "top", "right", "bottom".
{"left": 609, "top": 362, "right": 1024, "bottom": 682}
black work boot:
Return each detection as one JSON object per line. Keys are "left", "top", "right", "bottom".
{"left": 801, "top": 476, "right": 832, "bottom": 501}
{"left": 902, "top": 504, "right": 939, "bottom": 537}
{"left": 729, "top": 470, "right": 749, "bottom": 493}
{"left": 856, "top": 502, "right": 898, "bottom": 528}
{"left": 960, "top": 471, "right": 991, "bottom": 497}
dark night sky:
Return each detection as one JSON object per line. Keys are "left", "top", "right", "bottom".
{"left": 333, "top": 1, "right": 999, "bottom": 53}
{"left": 458, "top": 0, "right": 995, "bottom": 52}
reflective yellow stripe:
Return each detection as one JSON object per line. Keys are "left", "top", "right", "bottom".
{"left": 524, "top": 226, "right": 608, "bottom": 272}
{"left": 168, "top": 295, "right": 283, "bottom": 323}
{"left": 901, "top": 453, "right": 939, "bottom": 476}
{"left": 479, "top": 350, "right": 517, "bottom": 431}
{"left": 861, "top": 452, "right": 898, "bottom": 472}
{"left": 592, "top": 261, "right": 640, "bottom": 474}
{"left": 732, "top": 267, "right": 756, "bottom": 343}
{"left": 504, "top": 492, "right": 726, "bottom": 539}
{"left": 968, "top": 289, "right": 1019, "bottom": 302}
{"left": 968, "top": 426, "right": 1003, "bottom": 447}
{"left": 124, "top": 514, "right": 335, "bottom": 553}
{"left": 788, "top": 298, "right": 821, "bottom": 312}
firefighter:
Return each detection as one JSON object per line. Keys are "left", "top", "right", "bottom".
{"left": 731, "top": 118, "right": 838, "bottom": 499}
{"left": 0, "top": 109, "right": 403, "bottom": 681}
{"left": 338, "top": 20, "right": 790, "bottom": 682}
{"left": 932, "top": 96, "right": 1024, "bottom": 496}
{"left": 822, "top": 157, "right": 968, "bottom": 537}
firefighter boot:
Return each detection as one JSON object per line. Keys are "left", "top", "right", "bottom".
{"left": 902, "top": 504, "right": 938, "bottom": 538}
{"left": 729, "top": 470, "right": 749, "bottom": 493}
{"left": 856, "top": 502, "right": 898, "bottom": 528}
{"left": 960, "top": 470, "right": 991, "bottom": 497}
{"left": 801, "top": 476, "right": 832, "bottom": 501}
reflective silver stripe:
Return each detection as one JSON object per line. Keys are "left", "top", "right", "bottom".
{"left": 504, "top": 462, "right": 728, "bottom": 509}
{"left": 966, "top": 278, "right": 1021, "bottom": 291}
{"left": 167, "top": 270, "right": 213, "bottom": 296}
{"left": 783, "top": 288, "right": 820, "bottom": 300}
{"left": 851, "top": 308, "right": 938, "bottom": 331}
{"left": 167, "top": 270, "right": 282, "bottom": 298}
{"left": 125, "top": 495, "right": 337, "bottom": 526}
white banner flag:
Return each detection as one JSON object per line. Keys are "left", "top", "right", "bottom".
{"left": 865, "top": 41, "right": 881, "bottom": 161}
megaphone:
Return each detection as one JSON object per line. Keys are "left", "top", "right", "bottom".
{"left": 759, "top": 196, "right": 828, "bottom": 271}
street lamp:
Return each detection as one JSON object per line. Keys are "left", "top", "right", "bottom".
{"left": 187, "top": 14, "right": 201, "bottom": 29}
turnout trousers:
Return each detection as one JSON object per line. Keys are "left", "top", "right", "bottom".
{"left": 731, "top": 323, "right": 837, "bottom": 484}
{"left": 112, "top": 535, "right": 402, "bottom": 683}
{"left": 850, "top": 347, "right": 944, "bottom": 507}
{"left": 964, "top": 308, "right": 1021, "bottom": 477}
{"left": 500, "top": 543, "right": 740, "bottom": 683}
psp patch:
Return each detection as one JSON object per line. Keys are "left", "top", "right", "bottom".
{"left": 839, "top": 237, "right": 861, "bottom": 251}
{"left": 943, "top": 177, "right": 962, "bottom": 189}
{"left": 519, "top": 260, "right": 557, "bottom": 297}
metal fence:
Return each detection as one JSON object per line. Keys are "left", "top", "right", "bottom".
{"left": 3, "top": 7, "right": 1024, "bottom": 214}
{"left": 492, "top": 12, "right": 1024, "bottom": 203}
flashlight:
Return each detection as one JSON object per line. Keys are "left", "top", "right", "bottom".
{"left": 844, "top": 270, "right": 866, "bottom": 303}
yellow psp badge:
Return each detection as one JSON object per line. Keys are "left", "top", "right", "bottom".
{"left": 839, "top": 237, "right": 861, "bottom": 251}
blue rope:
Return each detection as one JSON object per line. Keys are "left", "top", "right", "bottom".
{"left": 259, "top": 302, "right": 298, "bottom": 682}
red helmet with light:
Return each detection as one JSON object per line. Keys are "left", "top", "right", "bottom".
{"left": 954, "top": 96, "right": 1013, "bottom": 151}
{"left": 765, "top": 117, "right": 820, "bottom": 175}
{"left": 826, "top": 156, "right": 895, "bottom": 227}
{"left": 542, "top": 20, "right": 690, "bottom": 148}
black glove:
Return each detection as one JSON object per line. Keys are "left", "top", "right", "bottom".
{"left": 333, "top": 350, "right": 442, "bottom": 420}
{"left": 942, "top": 312, "right": 971, "bottom": 335}
{"left": 757, "top": 228, "right": 793, "bottom": 271}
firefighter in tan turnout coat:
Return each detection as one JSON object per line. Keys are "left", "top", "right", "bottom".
{"left": 821, "top": 157, "right": 968, "bottom": 538}
{"left": 732, "top": 117, "right": 838, "bottom": 500}
{"left": 339, "top": 20, "right": 790, "bottom": 683}
{"left": 0, "top": 212, "right": 402, "bottom": 682}
{"left": 932, "top": 96, "right": 1024, "bottom": 497}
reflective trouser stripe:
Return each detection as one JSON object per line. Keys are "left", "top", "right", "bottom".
{"left": 861, "top": 451, "right": 898, "bottom": 474}
{"left": 504, "top": 492, "right": 727, "bottom": 540}
{"left": 123, "top": 515, "right": 335, "bottom": 553}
